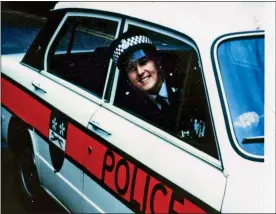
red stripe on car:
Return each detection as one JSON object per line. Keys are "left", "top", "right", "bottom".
{"left": 1, "top": 77, "right": 50, "bottom": 138}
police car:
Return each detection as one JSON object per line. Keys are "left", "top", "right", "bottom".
{"left": 1, "top": 2, "right": 273, "bottom": 213}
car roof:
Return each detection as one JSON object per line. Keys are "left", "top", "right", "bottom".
{"left": 54, "top": 2, "right": 264, "bottom": 45}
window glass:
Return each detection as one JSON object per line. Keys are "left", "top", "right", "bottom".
{"left": 54, "top": 20, "right": 73, "bottom": 55}
{"left": 2, "top": 11, "right": 45, "bottom": 55}
{"left": 71, "top": 17, "right": 115, "bottom": 52}
{"left": 47, "top": 15, "right": 119, "bottom": 98}
{"left": 114, "top": 25, "right": 219, "bottom": 159}
{"left": 217, "top": 36, "right": 264, "bottom": 156}
{"left": 127, "top": 25, "right": 189, "bottom": 51}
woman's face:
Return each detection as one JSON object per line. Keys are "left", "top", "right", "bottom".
{"left": 126, "top": 57, "right": 161, "bottom": 93}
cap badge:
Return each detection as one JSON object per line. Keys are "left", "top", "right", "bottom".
{"left": 121, "top": 39, "right": 129, "bottom": 49}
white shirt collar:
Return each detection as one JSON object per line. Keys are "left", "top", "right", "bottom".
{"left": 149, "top": 81, "right": 169, "bottom": 105}
{"left": 159, "top": 81, "right": 169, "bottom": 98}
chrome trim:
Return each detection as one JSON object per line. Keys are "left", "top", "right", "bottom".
{"left": 102, "top": 19, "right": 122, "bottom": 101}
{"left": 109, "top": 68, "right": 120, "bottom": 104}
{"left": 20, "top": 61, "right": 40, "bottom": 72}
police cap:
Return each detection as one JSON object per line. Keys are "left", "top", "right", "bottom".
{"left": 110, "top": 30, "right": 156, "bottom": 70}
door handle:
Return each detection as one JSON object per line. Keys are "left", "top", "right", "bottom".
{"left": 89, "top": 120, "right": 112, "bottom": 135}
{"left": 32, "top": 81, "right": 47, "bottom": 93}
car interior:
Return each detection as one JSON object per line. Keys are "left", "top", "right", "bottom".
{"left": 115, "top": 49, "right": 219, "bottom": 159}
{"left": 48, "top": 47, "right": 110, "bottom": 98}
{"left": 47, "top": 21, "right": 219, "bottom": 159}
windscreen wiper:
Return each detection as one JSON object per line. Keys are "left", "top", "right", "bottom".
{"left": 242, "top": 136, "right": 264, "bottom": 144}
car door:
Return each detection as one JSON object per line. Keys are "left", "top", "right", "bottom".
{"left": 28, "top": 12, "right": 122, "bottom": 212}
{"left": 81, "top": 20, "right": 227, "bottom": 213}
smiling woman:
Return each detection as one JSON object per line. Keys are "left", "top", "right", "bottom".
{"left": 114, "top": 25, "right": 219, "bottom": 159}
{"left": 1, "top": 2, "right": 272, "bottom": 213}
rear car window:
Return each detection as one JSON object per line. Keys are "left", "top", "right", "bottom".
{"left": 47, "top": 14, "right": 119, "bottom": 99}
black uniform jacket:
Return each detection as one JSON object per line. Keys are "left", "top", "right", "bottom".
{"left": 116, "top": 79, "right": 183, "bottom": 135}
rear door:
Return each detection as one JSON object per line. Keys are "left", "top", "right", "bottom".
{"left": 29, "top": 12, "right": 121, "bottom": 212}
{"left": 82, "top": 20, "right": 227, "bottom": 212}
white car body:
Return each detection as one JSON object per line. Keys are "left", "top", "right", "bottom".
{"left": 1, "top": 2, "right": 275, "bottom": 213}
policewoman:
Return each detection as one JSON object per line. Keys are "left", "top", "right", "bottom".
{"left": 110, "top": 30, "right": 182, "bottom": 134}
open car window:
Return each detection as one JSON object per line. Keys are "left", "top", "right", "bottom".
{"left": 113, "top": 24, "right": 220, "bottom": 160}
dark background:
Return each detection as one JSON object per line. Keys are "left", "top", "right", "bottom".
{"left": 1, "top": 1, "right": 58, "bottom": 17}
{"left": 1, "top": 2, "right": 66, "bottom": 213}
{"left": 1, "top": 1, "right": 58, "bottom": 55}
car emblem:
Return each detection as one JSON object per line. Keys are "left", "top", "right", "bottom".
{"left": 49, "top": 112, "right": 68, "bottom": 151}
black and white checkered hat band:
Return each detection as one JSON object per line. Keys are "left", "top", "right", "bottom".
{"left": 113, "top": 35, "right": 153, "bottom": 63}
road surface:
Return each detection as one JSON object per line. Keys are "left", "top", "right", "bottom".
{"left": 1, "top": 141, "right": 67, "bottom": 213}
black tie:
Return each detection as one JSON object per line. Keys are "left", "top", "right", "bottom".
{"left": 156, "top": 95, "right": 169, "bottom": 112}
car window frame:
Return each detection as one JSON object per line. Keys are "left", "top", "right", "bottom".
{"left": 20, "top": 10, "right": 66, "bottom": 71}
{"left": 211, "top": 31, "right": 265, "bottom": 162}
{"left": 104, "top": 19, "right": 223, "bottom": 169}
{"left": 42, "top": 12, "right": 122, "bottom": 104}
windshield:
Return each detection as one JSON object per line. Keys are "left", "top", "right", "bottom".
{"left": 216, "top": 35, "right": 264, "bottom": 156}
